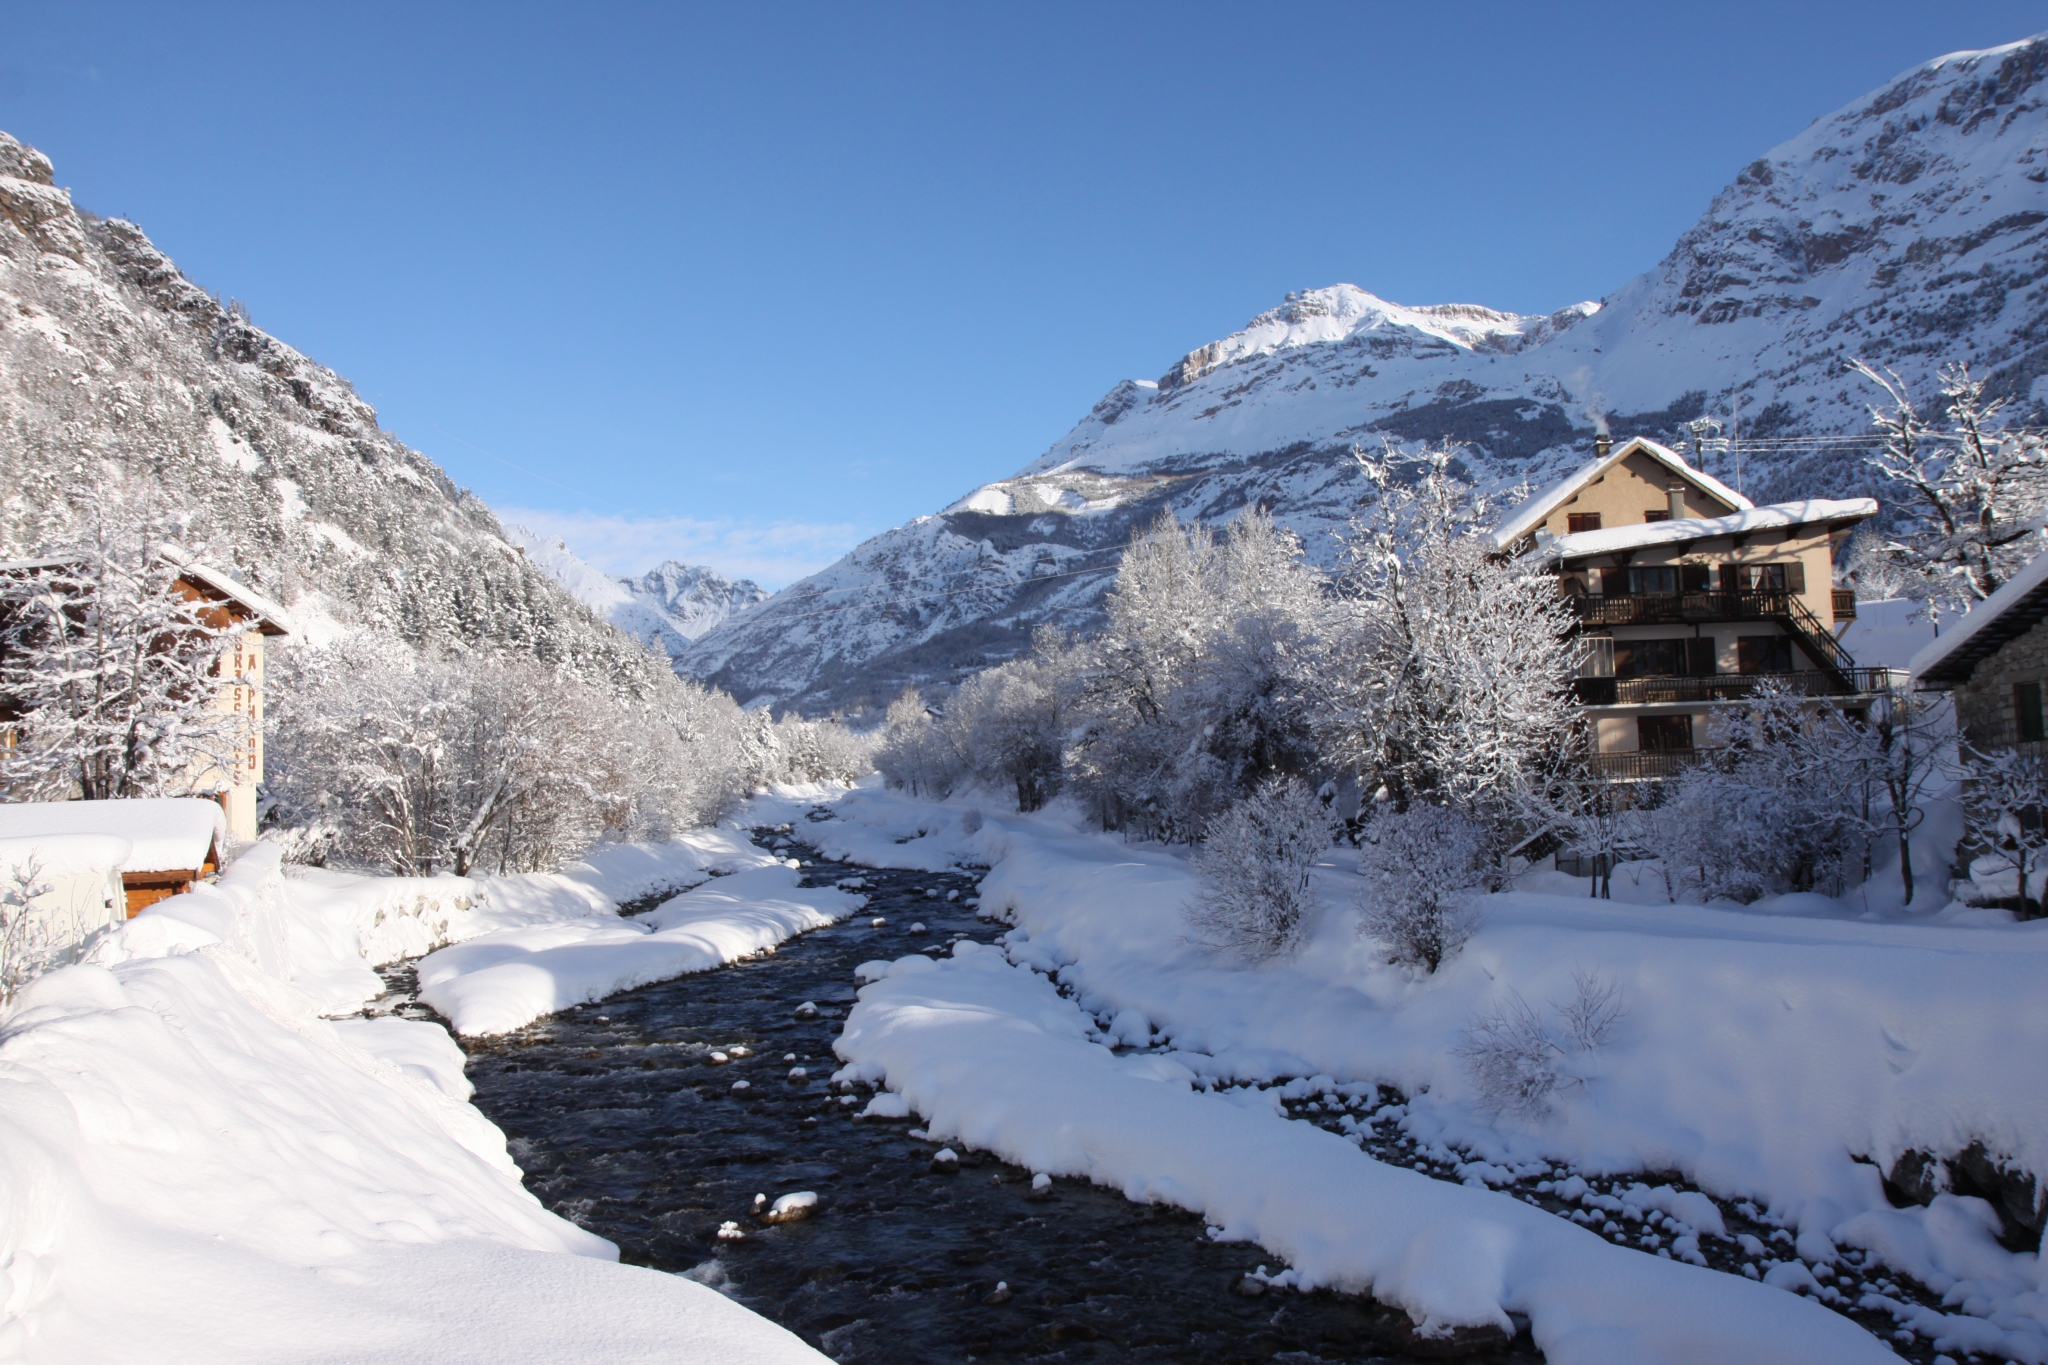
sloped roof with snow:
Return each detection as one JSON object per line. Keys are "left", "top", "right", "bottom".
{"left": 0, "top": 547, "right": 293, "bottom": 636}
{"left": 1490, "top": 438, "right": 1752, "bottom": 551}
{"left": 1911, "top": 547, "right": 2048, "bottom": 686}
{"left": 1538, "top": 498, "right": 1879, "bottom": 563}
{"left": 0, "top": 799, "right": 223, "bottom": 873}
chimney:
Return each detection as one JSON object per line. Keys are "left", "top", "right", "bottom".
{"left": 1594, "top": 433, "right": 1612, "bottom": 459}
{"left": 1667, "top": 484, "right": 1686, "bottom": 521}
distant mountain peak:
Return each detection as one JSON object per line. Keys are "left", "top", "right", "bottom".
{"left": 503, "top": 526, "right": 768, "bottom": 661}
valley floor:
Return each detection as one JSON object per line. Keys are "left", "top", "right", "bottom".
{"left": 6, "top": 781, "right": 2044, "bottom": 1364}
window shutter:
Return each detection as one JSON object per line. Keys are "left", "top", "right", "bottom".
{"left": 1785, "top": 562, "right": 1806, "bottom": 594}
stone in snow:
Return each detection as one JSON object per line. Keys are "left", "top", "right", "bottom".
{"left": 788, "top": 1066, "right": 807, "bottom": 1079}
{"left": 731, "top": 1079, "right": 750, "bottom": 1091}
{"left": 707, "top": 1051, "right": 730, "bottom": 1064}
{"left": 983, "top": 1282, "right": 1012, "bottom": 1305}
{"left": 930, "top": 1148, "right": 960, "bottom": 1173}
{"left": 870, "top": 917, "right": 887, "bottom": 928}
{"left": 909, "top": 922, "right": 926, "bottom": 933}
{"left": 717, "top": 1221, "right": 745, "bottom": 1241}
{"left": 728, "top": 1046, "right": 752, "bottom": 1057}
{"left": 793, "top": 1001, "right": 820, "bottom": 1020}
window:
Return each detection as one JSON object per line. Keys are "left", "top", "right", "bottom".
{"left": 1567, "top": 513, "right": 1602, "bottom": 534}
{"left": 1638, "top": 715, "right": 1694, "bottom": 752}
{"left": 1616, "top": 638, "right": 1689, "bottom": 677}
{"left": 1627, "top": 566, "right": 1680, "bottom": 595}
{"left": 1735, "top": 562, "right": 1807, "bottom": 593}
{"left": 2018, "top": 681, "right": 2045, "bottom": 743}
{"left": 1644, "top": 508, "right": 1671, "bottom": 523}
{"left": 1736, "top": 635, "right": 1795, "bottom": 675}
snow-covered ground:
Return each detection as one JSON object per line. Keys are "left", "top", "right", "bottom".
{"left": 751, "top": 781, "right": 2048, "bottom": 1364}
{"left": 0, "top": 829, "right": 834, "bottom": 1364}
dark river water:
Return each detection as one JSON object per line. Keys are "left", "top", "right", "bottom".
{"left": 385, "top": 823, "right": 1552, "bottom": 1363}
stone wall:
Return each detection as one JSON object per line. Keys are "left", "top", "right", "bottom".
{"left": 1952, "top": 614, "right": 2048, "bottom": 750}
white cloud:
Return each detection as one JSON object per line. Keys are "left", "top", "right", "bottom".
{"left": 496, "top": 507, "right": 867, "bottom": 590}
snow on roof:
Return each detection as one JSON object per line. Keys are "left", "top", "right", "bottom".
{"left": 1537, "top": 498, "right": 1878, "bottom": 562}
{"left": 0, "top": 833, "right": 132, "bottom": 880}
{"left": 157, "top": 543, "right": 294, "bottom": 635}
{"left": 1910, "top": 545, "right": 2048, "bottom": 685}
{"left": 1490, "top": 438, "right": 1752, "bottom": 550}
{"left": 0, "top": 547, "right": 293, "bottom": 636}
{"left": 0, "top": 799, "right": 223, "bottom": 873}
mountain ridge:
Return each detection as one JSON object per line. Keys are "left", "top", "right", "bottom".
{"left": 683, "top": 31, "right": 2048, "bottom": 713}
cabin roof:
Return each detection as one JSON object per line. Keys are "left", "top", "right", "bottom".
{"left": 0, "top": 546, "right": 294, "bottom": 636}
{"left": 1911, "top": 545, "right": 2048, "bottom": 686}
{"left": 1539, "top": 498, "right": 1879, "bottom": 563}
{"left": 1490, "top": 437, "right": 1752, "bottom": 551}
{"left": 0, "top": 798, "right": 224, "bottom": 874}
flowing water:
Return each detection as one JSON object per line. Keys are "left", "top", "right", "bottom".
{"left": 377, "top": 822, "right": 1544, "bottom": 1363}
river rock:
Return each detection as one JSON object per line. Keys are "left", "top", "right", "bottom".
{"left": 931, "top": 1147, "right": 960, "bottom": 1174}
{"left": 982, "top": 1281, "right": 1011, "bottom": 1305}
{"left": 761, "top": 1191, "right": 818, "bottom": 1224}
{"left": 794, "top": 1001, "right": 820, "bottom": 1020}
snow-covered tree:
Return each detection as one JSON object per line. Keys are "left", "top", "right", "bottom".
{"left": 1316, "top": 443, "right": 1577, "bottom": 846}
{"left": 875, "top": 689, "right": 967, "bottom": 799}
{"left": 1059, "top": 509, "right": 1326, "bottom": 840}
{"left": 1850, "top": 359, "right": 2048, "bottom": 609}
{"left": 1960, "top": 746, "right": 2048, "bottom": 919}
{"left": 0, "top": 852, "right": 54, "bottom": 1007}
{"left": 949, "top": 657, "right": 1064, "bottom": 812}
{"left": 1457, "top": 970, "right": 1624, "bottom": 1120}
{"left": 0, "top": 499, "right": 249, "bottom": 803}
{"left": 1188, "top": 776, "right": 1331, "bottom": 960}
{"left": 1356, "top": 802, "right": 1485, "bottom": 973}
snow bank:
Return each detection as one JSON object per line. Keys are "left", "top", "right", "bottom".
{"left": 803, "top": 785, "right": 2048, "bottom": 1359}
{"left": 0, "top": 842, "right": 826, "bottom": 1364}
{"left": 418, "top": 864, "right": 865, "bottom": 1035}
{"left": 836, "top": 946, "right": 1890, "bottom": 1364}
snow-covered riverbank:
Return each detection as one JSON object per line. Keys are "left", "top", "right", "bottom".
{"left": 0, "top": 829, "right": 834, "bottom": 1364}
{"left": 761, "top": 781, "right": 2048, "bottom": 1365}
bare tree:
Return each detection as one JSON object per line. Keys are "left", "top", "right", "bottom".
{"left": 1850, "top": 359, "right": 2048, "bottom": 608}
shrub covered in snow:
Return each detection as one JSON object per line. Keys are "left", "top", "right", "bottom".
{"left": 1356, "top": 803, "right": 1485, "bottom": 972}
{"left": 1960, "top": 745, "right": 2048, "bottom": 918}
{"left": 1188, "top": 776, "right": 1332, "bottom": 960}
{"left": 1457, "top": 970, "right": 1624, "bottom": 1119}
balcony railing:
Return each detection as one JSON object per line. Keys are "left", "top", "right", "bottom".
{"left": 1588, "top": 749, "right": 1713, "bottom": 781}
{"left": 1571, "top": 589, "right": 1803, "bottom": 627}
{"left": 1571, "top": 668, "right": 1905, "bottom": 706}
{"left": 1833, "top": 589, "right": 1857, "bottom": 620}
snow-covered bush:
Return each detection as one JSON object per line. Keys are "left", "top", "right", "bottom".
{"left": 0, "top": 853, "right": 54, "bottom": 1007}
{"left": 945, "top": 659, "right": 1065, "bottom": 811}
{"left": 742, "top": 709, "right": 875, "bottom": 788}
{"left": 1316, "top": 444, "right": 1576, "bottom": 837}
{"left": 1356, "top": 803, "right": 1485, "bottom": 973}
{"left": 1188, "top": 776, "right": 1332, "bottom": 960}
{"left": 1457, "top": 970, "right": 1624, "bottom": 1119}
{"left": 1961, "top": 746, "right": 2048, "bottom": 918}
{"left": 1633, "top": 683, "right": 1876, "bottom": 903}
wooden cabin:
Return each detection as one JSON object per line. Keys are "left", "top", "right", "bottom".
{"left": 0, "top": 797, "right": 224, "bottom": 915}
{"left": 0, "top": 545, "right": 292, "bottom": 843}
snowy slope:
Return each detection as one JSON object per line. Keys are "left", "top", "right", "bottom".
{"left": 504, "top": 524, "right": 768, "bottom": 660}
{"left": 686, "top": 33, "right": 2048, "bottom": 712}
{"left": 0, "top": 133, "right": 659, "bottom": 690}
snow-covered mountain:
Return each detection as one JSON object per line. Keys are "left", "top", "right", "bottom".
{"left": 685, "top": 33, "right": 2048, "bottom": 713}
{"left": 503, "top": 525, "right": 768, "bottom": 660}
{"left": 0, "top": 132, "right": 666, "bottom": 693}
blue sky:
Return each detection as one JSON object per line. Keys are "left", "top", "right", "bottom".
{"left": 7, "top": 3, "right": 2045, "bottom": 586}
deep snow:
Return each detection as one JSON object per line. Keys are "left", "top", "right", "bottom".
{"left": 0, "top": 836, "right": 830, "bottom": 1364}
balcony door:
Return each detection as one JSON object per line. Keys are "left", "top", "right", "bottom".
{"left": 1637, "top": 715, "right": 1694, "bottom": 753}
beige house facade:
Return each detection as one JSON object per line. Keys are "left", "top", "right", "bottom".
{"left": 1495, "top": 437, "right": 1884, "bottom": 778}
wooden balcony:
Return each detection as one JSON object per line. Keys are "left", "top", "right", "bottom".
{"left": 1571, "top": 668, "right": 1905, "bottom": 707}
{"left": 1833, "top": 589, "right": 1857, "bottom": 620}
{"left": 1571, "top": 589, "right": 1806, "bottom": 627}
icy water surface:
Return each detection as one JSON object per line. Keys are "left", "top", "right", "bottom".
{"left": 430, "top": 824, "right": 1545, "bottom": 1364}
